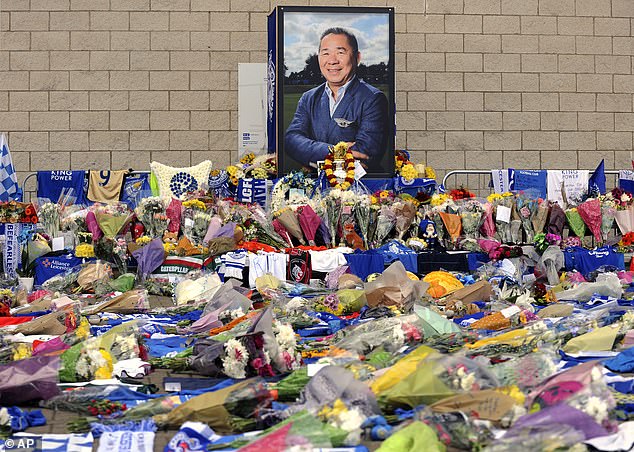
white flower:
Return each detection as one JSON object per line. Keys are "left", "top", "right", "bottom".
{"left": 337, "top": 408, "right": 365, "bottom": 432}
{"left": 584, "top": 396, "right": 609, "bottom": 423}
{"left": 591, "top": 366, "right": 604, "bottom": 383}
{"left": 622, "top": 193, "right": 631, "bottom": 203}
{"left": 285, "top": 296, "right": 306, "bottom": 312}
{"left": 273, "top": 323, "right": 297, "bottom": 350}
{"left": 460, "top": 372, "right": 476, "bottom": 391}
{"left": 0, "top": 407, "right": 10, "bottom": 426}
{"left": 229, "top": 308, "right": 244, "bottom": 320}
{"left": 222, "top": 339, "right": 248, "bottom": 379}
{"left": 392, "top": 325, "right": 405, "bottom": 348}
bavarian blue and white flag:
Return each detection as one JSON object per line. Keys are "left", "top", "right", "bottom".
{"left": 0, "top": 133, "right": 18, "bottom": 202}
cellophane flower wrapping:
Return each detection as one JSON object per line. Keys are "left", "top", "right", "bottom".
{"left": 492, "top": 195, "right": 514, "bottom": 244}
{"left": 577, "top": 198, "right": 603, "bottom": 243}
{"left": 439, "top": 211, "right": 462, "bottom": 247}
{"left": 59, "top": 322, "right": 142, "bottom": 383}
{"left": 458, "top": 199, "right": 484, "bottom": 242}
{"left": 332, "top": 314, "right": 425, "bottom": 356}
{"left": 376, "top": 352, "right": 499, "bottom": 412}
{"left": 532, "top": 199, "right": 549, "bottom": 236}
{"left": 615, "top": 206, "right": 634, "bottom": 235}
{"left": 600, "top": 198, "right": 616, "bottom": 243}
{"left": 479, "top": 202, "right": 496, "bottom": 239}
{"left": 372, "top": 205, "right": 396, "bottom": 248}
{"left": 135, "top": 197, "right": 168, "bottom": 239}
{"left": 36, "top": 200, "right": 61, "bottom": 238}
{"left": 323, "top": 192, "right": 342, "bottom": 247}
{"left": 565, "top": 207, "right": 587, "bottom": 238}
{"left": 181, "top": 199, "right": 210, "bottom": 245}
{"left": 153, "top": 378, "right": 274, "bottom": 434}
{"left": 354, "top": 196, "right": 371, "bottom": 249}
{"left": 515, "top": 194, "right": 537, "bottom": 242}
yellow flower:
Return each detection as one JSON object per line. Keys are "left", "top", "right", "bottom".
{"left": 12, "top": 343, "right": 31, "bottom": 361}
{"left": 0, "top": 289, "right": 13, "bottom": 298}
{"left": 425, "top": 166, "right": 436, "bottom": 179}
{"left": 340, "top": 181, "right": 351, "bottom": 190}
{"left": 136, "top": 236, "right": 151, "bottom": 246}
{"left": 240, "top": 152, "right": 255, "bottom": 164}
{"left": 75, "top": 317, "right": 90, "bottom": 341}
{"left": 75, "top": 243, "right": 95, "bottom": 258}
{"left": 370, "top": 196, "right": 379, "bottom": 205}
{"left": 94, "top": 349, "right": 113, "bottom": 380}
{"left": 501, "top": 191, "right": 513, "bottom": 197}
{"left": 226, "top": 165, "right": 239, "bottom": 176}
{"left": 163, "top": 243, "right": 176, "bottom": 253}
{"left": 401, "top": 164, "right": 418, "bottom": 181}
{"left": 333, "top": 142, "right": 349, "bottom": 153}
{"left": 182, "top": 199, "right": 206, "bottom": 210}
{"left": 430, "top": 193, "right": 450, "bottom": 206}
{"left": 380, "top": 190, "right": 389, "bottom": 199}
{"left": 496, "top": 385, "right": 526, "bottom": 405}
{"left": 487, "top": 193, "right": 503, "bottom": 203}
{"left": 252, "top": 168, "right": 267, "bottom": 179}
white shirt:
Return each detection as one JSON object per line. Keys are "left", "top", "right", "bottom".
{"left": 324, "top": 77, "right": 355, "bottom": 117}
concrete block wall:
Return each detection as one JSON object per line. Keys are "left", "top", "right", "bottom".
{"left": 0, "top": 0, "right": 633, "bottom": 187}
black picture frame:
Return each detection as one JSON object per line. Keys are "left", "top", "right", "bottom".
{"left": 268, "top": 6, "right": 396, "bottom": 179}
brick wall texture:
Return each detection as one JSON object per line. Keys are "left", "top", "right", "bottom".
{"left": 0, "top": 0, "right": 633, "bottom": 185}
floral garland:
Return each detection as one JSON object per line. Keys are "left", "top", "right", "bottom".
{"left": 270, "top": 171, "right": 316, "bottom": 213}
{"left": 324, "top": 142, "right": 355, "bottom": 191}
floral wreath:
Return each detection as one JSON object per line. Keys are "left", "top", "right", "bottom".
{"left": 324, "top": 142, "right": 355, "bottom": 191}
{"left": 270, "top": 171, "right": 317, "bottom": 213}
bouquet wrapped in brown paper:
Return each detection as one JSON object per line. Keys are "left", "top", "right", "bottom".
{"left": 364, "top": 261, "right": 429, "bottom": 312}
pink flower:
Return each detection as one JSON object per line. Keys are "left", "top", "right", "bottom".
{"left": 251, "top": 358, "right": 263, "bottom": 369}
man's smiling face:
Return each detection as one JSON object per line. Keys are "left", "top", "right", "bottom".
{"left": 318, "top": 33, "right": 360, "bottom": 92}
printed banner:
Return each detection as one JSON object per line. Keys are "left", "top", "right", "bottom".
{"left": 509, "top": 169, "right": 547, "bottom": 199}
{"left": 237, "top": 178, "right": 267, "bottom": 207}
{"left": 3, "top": 222, "right": 20, "bottom": 279}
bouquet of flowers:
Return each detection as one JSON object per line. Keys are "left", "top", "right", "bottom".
{"left": 37, "top": 201, "right": 61, "bottom": 238}
{"left": 181, "top": 199, "right": 211, "bottom": 245}
{"left": 91, "top": 202, "right": 132, "bottom": 239}
{"left": 354, "top": 196, "right": 371, "bottom": 249}
{"left": 135, "top": 197, "right": 169, "bottom": 239}
{"left": 332, "top": 314, "right": 424, "bottom": 357}
{"left": 393, "top": 198, "right": 417, "bottom": 241}
{"left": 532, "top": 198, "right": 549, "bottom": 235}
{"left": 58, "top": 322, "right": 142, "bottom": 383}
{"left": 273, "top": 208, "right": 305, "bottom": 246}
{"left": 609, "top": 187, "right": 634, "bottom": 235}
{"left": 488, "top": 192, "right": 514, "bottom": 244}
{"left": 599, "top": 194, "right": 617, "bottom": 242}
{"left": 565, "top": 206, "right": 586, "bottom": 238}
{"left": 270, "top": 171, "right": 318, "bottom": 213}
{"left": 372, "top": 205, "right": 396, "bottom": 248}
{"left": 0, "top": 201, "right": 38, "bottom": 224}
{"left": 314, "top": 289, "right": 367, "bottom": 316}
{"left": 323, "top": 193, "right": 342, "bottom": 247}
{"left": 458, "top": 199, "right": 484, "bottom": 242}
{"left": 577, "top": 199, "right": 602, "bottom": 243}
{"left": 515, "top": 193, "right": 537, "bottom": 242}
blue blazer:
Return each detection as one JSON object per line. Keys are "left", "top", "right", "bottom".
{"left": 284, "top": 78, "right": 389, "bottom": 170}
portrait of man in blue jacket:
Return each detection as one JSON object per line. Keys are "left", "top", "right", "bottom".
{"left": 284, "top": 27, "right": 389, "bottom": 173}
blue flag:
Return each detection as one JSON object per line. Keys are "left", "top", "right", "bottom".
{"left": 588, "top": 159, "right": 606, "bottom": 195}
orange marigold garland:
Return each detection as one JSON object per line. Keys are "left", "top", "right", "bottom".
{"left": 323, "top": 142, "right": 356, "bottom": 191}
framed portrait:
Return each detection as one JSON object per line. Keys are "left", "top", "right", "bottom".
{"left": 268, "top": 6, "right": 395, "bottom": 178}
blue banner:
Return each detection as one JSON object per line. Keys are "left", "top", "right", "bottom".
{"left": 509, "top": 169, "right": 547, "bottom": 199}
{"left": 237, "top": 178, "right": 267, "bottom": 207}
